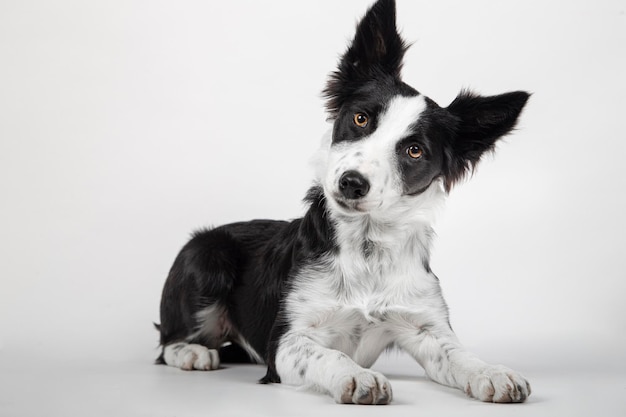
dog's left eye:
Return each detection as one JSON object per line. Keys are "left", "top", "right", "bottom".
{"left": 407, "top": 145, "right": 423, "bottom": 159}
{"left": 353, "top": 113, "right": 369, "bottom": 128}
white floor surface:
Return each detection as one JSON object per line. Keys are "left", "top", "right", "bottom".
{"left": 2, "top": 350, "right": 624, "bottom": 417}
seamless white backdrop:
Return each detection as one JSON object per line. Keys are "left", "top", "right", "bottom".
{"left": 1, "top": 0, "right": 625, "bottom": 415}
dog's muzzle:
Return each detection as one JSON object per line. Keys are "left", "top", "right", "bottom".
{"left": 338, "top": 170, "right": 370, "bottom": 200}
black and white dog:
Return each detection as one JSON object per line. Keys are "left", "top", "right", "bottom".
{"left": 156, "top": 0, "right": 531, "bottom": 405}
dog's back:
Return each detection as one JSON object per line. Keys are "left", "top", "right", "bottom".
{"left": 156, "top": 188, "right": 332, "bottom": 370}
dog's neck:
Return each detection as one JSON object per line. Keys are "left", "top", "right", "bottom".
{"left": 327, "top": 180, "right": 446, "bottom": 269}
{"left": 331, "top": 210, "right": 435, "bottom": 271}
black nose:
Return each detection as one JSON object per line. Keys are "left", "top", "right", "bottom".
{"left": 339, "top": 170, "right": 370, "bottom": 200}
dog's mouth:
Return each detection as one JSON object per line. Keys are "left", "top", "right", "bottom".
{"left": 331, "top": 194, "right": 381, "bottom": 214}
{"left": 334, "top": 197, "right": 365, "bottom": 213}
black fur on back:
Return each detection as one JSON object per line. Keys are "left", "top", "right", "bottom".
{"left": 156, "top": 185, "right": 336, "bottom": 380}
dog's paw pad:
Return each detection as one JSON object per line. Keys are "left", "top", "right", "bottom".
{"left": 335, "top": 371, "right": 392, "bottom": 405}
{"left": 466, "top": 365, "right": 530, "bottom": 403}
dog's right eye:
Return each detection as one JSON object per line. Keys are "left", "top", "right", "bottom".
{"left": 407, "top": 145, "right": 423, "bottom": 159}
{"left": 353, "top": 113, "right": 369, "bottom": 128}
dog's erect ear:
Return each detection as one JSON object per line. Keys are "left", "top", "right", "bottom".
{"left": 443, "top": 90, "right": 530, "bottom": 191}
{"left": 324, "top": 0, "right": 407, "bottom": 117}
{"left": 345, "top": 0, "right": 405, "bottom": 78}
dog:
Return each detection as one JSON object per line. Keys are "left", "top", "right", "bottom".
{"left": 155, "top": 0, "right": 531, "bottom": 405}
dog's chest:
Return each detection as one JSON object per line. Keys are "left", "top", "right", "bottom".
{"left": 285, "top": 245, "right": 442, "bottom": 365}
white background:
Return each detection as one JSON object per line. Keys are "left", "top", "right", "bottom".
{"left": 1, "top": 0, "right": 625, "bottom": 416}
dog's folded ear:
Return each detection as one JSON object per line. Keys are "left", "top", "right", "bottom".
{"left": 443, "top": 90, "right": 530, "bottom": 191}
{"left": 324, "top": 0, "right": 407, "bottom": 117}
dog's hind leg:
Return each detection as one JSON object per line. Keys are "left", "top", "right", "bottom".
{"left": 161, "top": 304, "right": 231, "bottom": 370}
{"left": 156, "top": 229, "right": 241, "bottom": 371}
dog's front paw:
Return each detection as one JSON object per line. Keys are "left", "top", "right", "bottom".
{"left": 465, "top": 365, "right": 531, "bottom": 403}
{"left": 333, "top": 370, "right": 392, "bottom": 405}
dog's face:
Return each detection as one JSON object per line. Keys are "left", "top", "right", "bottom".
{"left": 323, "top": 84, "right": 445, "bottom": 215}
{"left": 319, "top": 0, "right": 529, "bottom": 217}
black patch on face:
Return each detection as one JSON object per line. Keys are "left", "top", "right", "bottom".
{"left": 394, "top": 99, "right": 456, "bottom": 196}
{"left": 331, "top": 79, "right": 418, "bottom": 145}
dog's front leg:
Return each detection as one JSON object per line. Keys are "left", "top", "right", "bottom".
{"left": 397, "top": 325, "right": 531, "bottom": 403}
{"left": 275, "top": 332, "right": 392, "bottom": 405}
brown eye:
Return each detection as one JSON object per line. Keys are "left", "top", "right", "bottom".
{"left": 407, "top": 145, "right": 423, "bottom": 159}
{"left": 353, "top": 113, "right": 368, "bottom": 128}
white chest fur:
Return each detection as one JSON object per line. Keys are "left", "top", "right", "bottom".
{"left": 284, "top": 217, "right": 447, "bottom": 367}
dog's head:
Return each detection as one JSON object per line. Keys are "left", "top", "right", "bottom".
{"left": 318, "top": 0, "right": 529, "bottom": 218}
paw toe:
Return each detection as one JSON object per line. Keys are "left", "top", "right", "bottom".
{"left": 469, "top": 366, "right": 530, "bottom": 403}
{"left": 336, "top": 371, "right": 392, "bottom": 405}
{"left": 180, "top": 351, "right": 197, "bottom": 371}
{"left": 193, "top": 347, "right": 220, "bottom": 370}
{"left": 340, "top": 378, "right": 356, "bottom": 404}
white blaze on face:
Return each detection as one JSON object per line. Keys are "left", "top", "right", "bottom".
{"left": 323, "top": 95, "right": 427, "bottom": 212}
